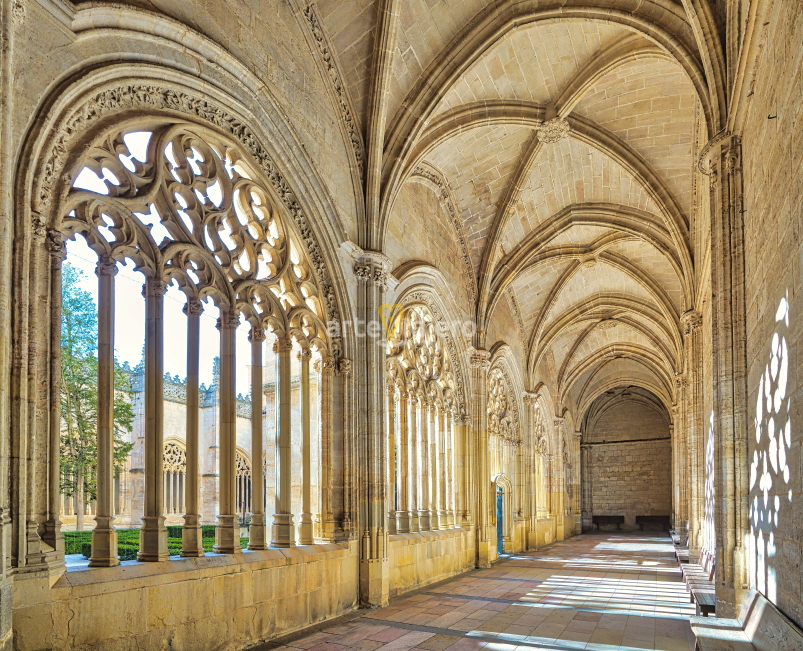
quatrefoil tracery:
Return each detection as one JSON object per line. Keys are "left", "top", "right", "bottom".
{"left": 61, "top": 122, "right": 328, "bottom": 349}
{"left": 488, "top": 370, "right": 519, "bottom": 444}
{"left": 387, "top": 306, "right": 457, "bottom": 413}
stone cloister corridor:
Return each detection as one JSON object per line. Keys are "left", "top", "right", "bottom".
{"left": 2, "top": 0, "right": 803, "bottom": 649}
{"left": 266, "top": 533, "right": 695, "bottom": 651}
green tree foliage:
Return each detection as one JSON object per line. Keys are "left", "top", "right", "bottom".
{"left": 60, "top": 262, "right": 134, "bottom": 529}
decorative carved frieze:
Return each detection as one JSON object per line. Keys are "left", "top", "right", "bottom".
{"left": 301, "top": 3, "right": 365, "bottom": 177}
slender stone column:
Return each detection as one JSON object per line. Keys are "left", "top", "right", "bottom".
{"left": 214, "top": 311, "right": 240, "bottom": 554}
{"left": 89, "top": 258, "right": 119, "bottom": 567}
{"left": 181, "top": 298, "right": 204, "bottom": 557}
{"left": 437, "top": 406, "right": 447, "bottom": 528}
{"left": 354, "top": 255, "right": 391, "bottom": 606}
{"left": 271, "top": 336, "right": 295, "bottom": 547}
{"left": 470, "top": 349, "right": 491, "bottom": 566}
{"left": 552, "top": 417, "right": 565, "bottom": 540}
{"left": 419, "top": 399, "right": 431, "bottom": 531}
{"left": 386, "top": 386, "right": 397, "bottom": 534}
{"left": 455, "top": 415, "right": 469, "bottom": 525}
{"left": 396, "top": 392, "right": 410, "bottom": 532}
{"left": 572, "top": 430, "right": 582, "bottom": 533}
{"left": 445, "top": 410, "right": 454, "bottom": 527}
{"left": 705, "top": 135, "right": 748, "bottom": 616}
{"left": 139, "top": 278, "right": 169, "bottom": 561}
{"left": 248, "top": 327, "right": 268, "bottom": 549}
{"left": 45, "top": 232, "right": 66, "bottom": 555}
{"left": 299, "top": 347, "right": 314, "bottom": 545}
{"left": 683, "top": 312, "right": 703, "bottom": 556}
{"left": 408, "top": 395, "right": 420, "bottom": 532}
{"left": 429, "top": 402, "right": 441, "bottom": 531}
{"left": 317, "top": 355, "right": 336, "bottom": 541}
{"left": 522, "top": 392, "right": 538, "bottom": 548}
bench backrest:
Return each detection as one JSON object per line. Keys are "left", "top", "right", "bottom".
{"left": 739, "top": 590, "right": 803, "bottom": 651}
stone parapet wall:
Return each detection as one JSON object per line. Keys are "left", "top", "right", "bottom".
{"left": 12, "top": 542, "right": 358, "bottom": 651}
{"left": 388, "top": 528, "right": 475, "bottom": 597}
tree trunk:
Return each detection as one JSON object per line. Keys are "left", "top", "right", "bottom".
{"left": 76, "top": 472, "right": 84, "bottom": 532}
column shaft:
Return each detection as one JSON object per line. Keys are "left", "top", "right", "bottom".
{"left": 214, "top": 311, "right": 240, "bottom": 554}
{"left": 139, "top": 278, "right": 169, "bottom": 561}
{"left": 90, "top": 258, "right": 119, "bottom": 567}
{"left": 419, "top": 401, "right": 431, "bottom": 531}
{"left": 396, "top": 392, "right": 410, "bottom": 532}
{"left": 271, "top": 336, "right": 295, "bottom": 546}
{"left": 181, "top": 298, "right": 203, "bottom": 556}
{"left": 249, "top": 328, "right": 267, "bottom": 549}
{"left": 299, "top": 348, "right": 314, "bottom": 545}
{"left": 408, "top": 397, "right": 420, "bottom": 532}
{"left": 386, "top": 388, "right": 397, "bottom": 534}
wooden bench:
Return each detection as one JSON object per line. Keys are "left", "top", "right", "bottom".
{"left": 592, "top": 515, "right": 624, "bottom": 530}
{"left": 636, "top": 514, "right": 671, "bottom": 530}
{"left": 682, "top": 548, "right": 716, "bottom": 616}
{"left": 691, "top": 589, "right": 803, "bottom": 650}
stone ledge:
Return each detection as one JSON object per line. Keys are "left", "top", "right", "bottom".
{"left": 388, "top": 527, "right": 469, "bottom": 546}
{"left": 13, "top": 543, "right": 352, "bottom": 605}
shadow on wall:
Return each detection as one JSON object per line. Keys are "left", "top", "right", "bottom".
{"left": 750, "top": 293, "right": 793, "bottom": 602}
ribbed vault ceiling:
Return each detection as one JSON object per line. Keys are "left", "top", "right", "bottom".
{"left": 312, "top": 0, "right": 707, "bottom": 416}
{"left": 317, "top": 1, "right": 709, "bottom": 417}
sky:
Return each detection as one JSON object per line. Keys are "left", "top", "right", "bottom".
{"left": 66, "top": 237, "right": 254, "bottom": 391}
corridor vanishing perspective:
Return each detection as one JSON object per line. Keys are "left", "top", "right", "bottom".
{"left": 2, "top": 0, "right": 803, "bottom": 650}
{"left": 269, "top": 534, "right": 695, "bottom": 651}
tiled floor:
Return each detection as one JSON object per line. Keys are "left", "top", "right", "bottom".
{"left": 274, "top": 532, "right": 696, "bottom": 651}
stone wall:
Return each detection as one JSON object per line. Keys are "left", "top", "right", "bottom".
{"left": 739, "top": 0, "right": 803, "bottom": 627}
{"left": 584, "top": 400, "right": 672, "bottom": 530}
{"left": 388, "top": 529, "right": 474, "bottom": 597}
{"left": 13, "top": 544, "right": 358, "bottom": 651}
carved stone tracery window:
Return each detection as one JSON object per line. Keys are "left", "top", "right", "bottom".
{"left": 64, "top": 121, "right": 328, "bottom": 346}
{"left": 488, "top": 369, "right": 518, "bottom": 444}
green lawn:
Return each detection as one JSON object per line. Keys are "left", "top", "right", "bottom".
{"left": 65, "top": 526, "right": 249, "bottom": 560}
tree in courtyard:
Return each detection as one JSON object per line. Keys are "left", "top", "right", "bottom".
{"left": 60, "top": 262, "right": 134, "bottom": 530}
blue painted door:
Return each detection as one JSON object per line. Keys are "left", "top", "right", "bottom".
{"left": 496, "top": 485, "right": 504, "bottom": 554}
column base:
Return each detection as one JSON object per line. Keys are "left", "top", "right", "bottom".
{"left": 42, "top": 518, "right": 65, "bottom": 555}
{"left": 271, "top": 513, "right": 296, "bottom": 547}
{"left": 476, "top": 539, "right": 491, "bottom": 568}
{"left": 89, "top": 516, "right": 120, "bottom": 567}
{"left": 418, "top": 511, "right": 431, "bottom": 531}
{"left": 359, "top": 557, "right": 389, "bottom": 608}
{"left": 395, "top": 511, "right": 410, "bottom": 533}
{"left": 181, "top": 514, "right": 205, "bottom": 557}
{"left": 248, "top": 513, "right": 268, "bottom": 550}
{"left": 446, "top": 511, "right": 455, "bottom": 528}
{"left": 438, "top": 510, "right": 449, "bottom": 529}
{"left": 213, "top": 514, "right": 242, "bottom": 554}
{"left": 298, "top": 513, "right": 314, "bottom": 546}
{"left": 138, "top": 516, "right": 169, "bottom": 562}
{"left": 386, "top": 511, "right": 397, "bottom": 535}
{"left": 409, "top": 512, "right": 420, "bottom": 533}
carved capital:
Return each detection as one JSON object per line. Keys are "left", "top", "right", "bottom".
{"left": 142, "top": 279, "right": 167, "bottom": 297}
{"left": 337, "top": 357, "right": 352, "bottom": 377}
{"left": 249, "top": 327, "right": 267, "bottom": 343}
{"left": 298, "top": 348, "right": 312, "bottom": 361}
{"left": 183, "top": 298, "right": 203, "bottom": 317}
{"left": 354, "top": 263, "right": 371, "bottom": 282}
{"left": 95, "top": 258, "right": 118, "bottom": 278}
{"left": 469, "top": 349, "right": 491, "bottom": 369}
{"left": 675, "top": 373, "right": 689, "bottom": 389}
{"left": 536, "top": 117, "right": 570, "bottom": 144}
{"left": 273, "top": 337, "right": 294, "bottom": 353}
{"left": 46, "top": 230, "right": 67, "bottom": 261}
{"left": 523, "top": 391, "right": 539, "bottom": 406}
{"left": 217, "top": 312, "right": 240, "bottom": 330}
{"left": 681, "top": 310, "right": 702, "bottom": 335}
